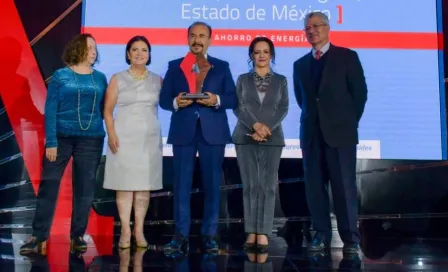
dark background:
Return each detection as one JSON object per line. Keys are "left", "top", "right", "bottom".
{"left": 14, "top": 0, "right": 83, "bottom": 80}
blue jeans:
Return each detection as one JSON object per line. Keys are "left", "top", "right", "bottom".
{"left": 32, "top": 134, "right": 103, "bottom": 240}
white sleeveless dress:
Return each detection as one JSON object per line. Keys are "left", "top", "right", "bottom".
{"left": 103, "top": 70, "right": 163, "bottom": 191}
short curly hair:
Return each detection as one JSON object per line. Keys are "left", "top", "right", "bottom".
{"left": 62, "top": 33, "right": 99, "bottom": 66}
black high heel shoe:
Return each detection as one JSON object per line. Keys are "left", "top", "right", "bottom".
{"left": 20, "top": 237, "right": 47, "bottom": 255}
{"left": 243, "top": 233, "right": 257, "bottom": 252}
{"left": 256, "top": 234, "right": 269, "bottom": 253}
{"left": 256, "top": 244, "right": 269, "bottom": 253}
{"left": 70, "top": 237, "right": 88, "bottom": 253}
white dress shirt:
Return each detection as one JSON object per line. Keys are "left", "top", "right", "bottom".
{"left": 312, "top": 42, "right": 330, "bottom": 58}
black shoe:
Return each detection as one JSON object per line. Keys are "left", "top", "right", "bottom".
{"left": 19, "top": 237, "right": 47, "bottom": 255}
{"left": 70, "top": 237, "right": 87, "bottom": 253}
{"left": 243, "top": 233, "right": 257, "bottom": 252}
{"left": 243, "top": 242, "right": 256, "bottom": 252}
{"left": 342, "top": 243, "right": 359, "bottom": 256}
{"left": 202, "top": 235, "right": 219, "bottom": 254}
{"left": 256, "top": 243, "right": 269, "bottom": 253}
{"left": 164, "top": 234, "right": 189, "bottom": 255}
{"left": 255, "top": 234, "right": 269, "bottom": 253}
{"left": 307, "top": 236, "right": 330, "bottom": 252}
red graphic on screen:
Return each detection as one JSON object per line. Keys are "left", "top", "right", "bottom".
{"left": 180, "top": 51, "right": 197, "bottom": 93}
{"left": 1, "top": 0, "right": 113, "bottom": 267}
{"left": 0, "top": 0, "right": 46, "bottom": 191}
{"left": 336, "top": 5, "right": 343, "bottom": 24}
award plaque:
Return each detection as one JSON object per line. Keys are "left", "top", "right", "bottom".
{"left": 180, "top": 93, "right": 209, "bottom": 99}
{"left": 179, "top": 52, "right": 210, "bottom": 100}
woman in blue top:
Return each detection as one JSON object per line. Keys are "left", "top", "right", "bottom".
{"left": 20, "top": 33, "right": 107, "bottom": 255}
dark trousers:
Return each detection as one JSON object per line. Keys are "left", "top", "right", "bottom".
{"left": 172, "top": 120, "right": 225, "bottom": 237}
{"left": 302, "top": 127, "right": 360, "bottom": 244}
{"left": 235, "top": 144, "right": 282, "bottom": 235}
{"left": 32, "top": 134, "right": 103, "bottom": 240}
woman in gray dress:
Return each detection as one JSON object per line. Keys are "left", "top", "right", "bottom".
{"left": 232, "top": 37, "right": 289, "bottom": 252}
{"left": 103, "top": 36, "right": 163, "bottom": 249}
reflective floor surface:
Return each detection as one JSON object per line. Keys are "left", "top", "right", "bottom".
{"left": 1, "top": 231, "right": 448, "bottom": 271}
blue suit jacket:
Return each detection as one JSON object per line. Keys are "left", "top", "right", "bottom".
{"left": 160, "top": 55, "right": 237, "bottom": 146}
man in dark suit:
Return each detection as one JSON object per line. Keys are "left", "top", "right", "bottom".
{"left": 160, "top": 21, "right": 237, "bottom": 254}
{"left": 292, "top": 12, "right": 368, "bottom": 255}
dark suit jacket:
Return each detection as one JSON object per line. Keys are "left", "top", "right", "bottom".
{"left": 160, "top": 55, "right": 237, "bottom": 145}
{"left": 232, "top": 72, "right": 289, "bottom": 146}
{"left": 293, "top": 44, "right": 368, "bottom": 148}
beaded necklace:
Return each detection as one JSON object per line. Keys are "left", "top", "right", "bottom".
{"left": 128, "top": 69, "right": 148, "bottom": 80}
{"left": 71, "top": 67, "right": 97, "bottom": 131}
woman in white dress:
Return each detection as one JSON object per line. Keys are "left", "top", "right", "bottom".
{"left": 103, "top": 36, "right": 163, "bottom": 249}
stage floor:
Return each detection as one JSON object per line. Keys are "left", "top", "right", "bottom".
{"left": 1, "top": 231, "right": 448, "bottom": 271}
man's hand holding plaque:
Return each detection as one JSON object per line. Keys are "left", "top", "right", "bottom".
{"left": 176, "top": 92, "right": 193, "bottom": 108}
{"left": 196, "top": 92, "right": 217, "bottom": 107}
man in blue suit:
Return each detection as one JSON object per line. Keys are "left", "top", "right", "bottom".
{"left": 160, "top": 21, "right": 237, "bottom": 254}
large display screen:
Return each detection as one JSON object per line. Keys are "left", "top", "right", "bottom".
{"left": 82, "top": 0, "right": 445, "bottom": 160}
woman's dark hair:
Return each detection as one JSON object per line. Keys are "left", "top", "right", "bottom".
{"left": 247, "top": 37, "right": 276, "bottom": 67}
{"left": 125, "top": 36, "right": 152, "bottom": 65}
{"left": 62, "top": 33, "right": 99, "bottom": 66}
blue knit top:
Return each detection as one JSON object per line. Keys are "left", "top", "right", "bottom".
{"left": 44, "top": 67, "right": 108, "bottom": 148}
